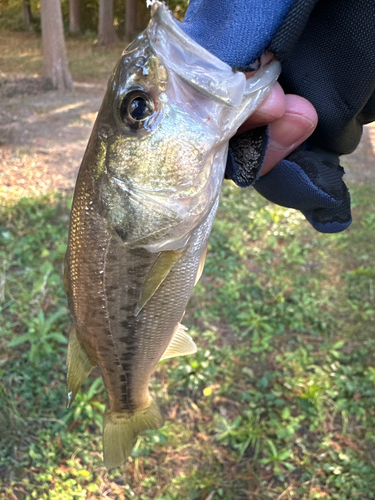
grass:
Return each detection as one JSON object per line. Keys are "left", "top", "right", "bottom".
{"left": 0, "top": 28, "right": 124, "bottom": 83}
{"left": 1, "top": 180, "right": 375, "bottom": 499}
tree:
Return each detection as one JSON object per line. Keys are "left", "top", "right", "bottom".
{"left": 22, "top": 0, "right": 33, "bottom": 30}
{"left": 40, "top": 0, "right": 73, "bottom": 91}
{"left": 125, "top": 0, "right": 137, "bottom": 41}
{"left": 98, "top": 0, "right": 119, "bottom": 45}
{"left": 69, "top": 0, "right": 80, "bottom": 34}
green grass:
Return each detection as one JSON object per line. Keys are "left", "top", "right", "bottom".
{"left": 1, "top": 182, "right": 375, "bottom": 499}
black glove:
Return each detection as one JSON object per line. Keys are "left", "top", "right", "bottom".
{"left": 254, "top": 146, "right": 351, "bottom": 232}
{"left": 228, "top": 0, "right": 375, "bottom": 232}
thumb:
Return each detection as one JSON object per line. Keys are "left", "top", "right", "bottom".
{"left": 260, "top": 94, "right": 318, "bottom": 175}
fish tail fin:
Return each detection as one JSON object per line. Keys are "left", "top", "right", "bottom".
{"left": 103, "top": 399, "right": 164, "bottom": 469}
{"left": 66, "top": 326, "right": 95, "bottom": 409}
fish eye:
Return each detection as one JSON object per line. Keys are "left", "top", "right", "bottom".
{"left": 119, "top": 90, "right": 155, "bottom": 129}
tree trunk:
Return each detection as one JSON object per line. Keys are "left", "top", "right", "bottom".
{"left": 69, "top": 0, "right": 80, "bottom": 34}
{"left": 98, "top": 0, "right": 119, "bottom": 45}
{"left": 23, "top": 0, "right": 33, "bottom": 29}
{"left": 40, "top": 0, "right": 73, "bottom": 91}
{"left": 125, "top": 0, "right": 137, "bottom": 41}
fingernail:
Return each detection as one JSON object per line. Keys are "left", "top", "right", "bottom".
{"left": 270, "top": 113, "right": 316, "bottom": 149}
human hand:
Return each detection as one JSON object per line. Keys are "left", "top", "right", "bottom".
{"left": 238, "top": 81, "right": 318, "bottom": 176}
{"left": 225, "top": 56, "right": 318, "bottom": 187}
{"left": 227, "top": 58, "right": 351, "bottom": 234}
{"left": 181, "top": 0, "right": 360, "bottom": 234}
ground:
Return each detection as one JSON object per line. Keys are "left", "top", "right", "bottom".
{"left": 0, "top": 77, "right": 105, "bottom": 199}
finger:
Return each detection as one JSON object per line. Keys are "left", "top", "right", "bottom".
{"left": 259, "top": 95, "right": 318, "bottom": 176}
{"left": 237, "top": 81, "right": 286, "bottom": 133}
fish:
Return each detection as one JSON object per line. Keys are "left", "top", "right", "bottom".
{"left": 64, "top": 1, "right": 280, "bottom": 469}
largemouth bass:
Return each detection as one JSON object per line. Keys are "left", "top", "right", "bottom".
{"left": 64, "top": 1, "right": 280, "bottom": 469}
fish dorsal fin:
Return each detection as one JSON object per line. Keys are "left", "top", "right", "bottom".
{"left": 134, "top": 249, "right": 185, "bottom": 316}
{"left": 195, "top": 245, "right": 208, "bottom": 286}
{"left": 66, "top": 326, "right": 95, "bottom": 409}
{"left": 160, "top": 323, "right": 197, "bottom": 361}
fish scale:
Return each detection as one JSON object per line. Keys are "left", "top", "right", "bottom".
{"left": 64, "top": 1, "right": 280, "bottom": 469}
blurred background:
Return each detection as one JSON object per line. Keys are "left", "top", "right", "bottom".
{"left": 1, "top": 1, "right": 375, "bottom": 499}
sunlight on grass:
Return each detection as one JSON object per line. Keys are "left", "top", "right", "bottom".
{"left": 0, "top": 28, "right": 124, "bottom": 82}
{"left": 0, "top": 36, "right": 43, "bottom": 76}
{"left": 1, "top": 183, "right": 375, "bottom": 499}
{"left": 67, "top": 39, "right": 124, "bottom": 83}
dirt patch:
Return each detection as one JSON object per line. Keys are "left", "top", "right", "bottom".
{"left": 0, "top": 75, "right": 53, "bottom": 98}
{"left": 0, "top": 77, "right": 374, "bottom": 202}
{"left": 0, "top": 80, "right": 105, "bottom": 200}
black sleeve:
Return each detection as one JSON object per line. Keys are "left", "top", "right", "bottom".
{"left": 276, "top": 0, "right": 375, "bottom": 155}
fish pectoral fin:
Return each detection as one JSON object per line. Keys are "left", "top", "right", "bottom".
{"left": 195, "top": 244, "right": 208, "bottom": 286}
{"left": 103, "top": 399, "right": 164, "bottom": 469}
{"left": 66, "top": 326, "right": 95, "bottom": 409}
{"left": 160, "top": 323, "right": 197, "bottom": 361}
{"left": 134, "top": 249, "right": 185, "bottom": 316}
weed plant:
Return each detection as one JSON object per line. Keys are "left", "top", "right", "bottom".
{"left": 1, "top": 182, "right": 375, "bottom": 499}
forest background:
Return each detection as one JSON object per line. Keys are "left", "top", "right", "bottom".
{"left": 0, "top": 0, "right": 188, "bottom": 90}
{"left": 0, "top": 0, "right": 187, "bottom": 36}
{"left": 1, "top": 1, "right": 375, "bottom": 499}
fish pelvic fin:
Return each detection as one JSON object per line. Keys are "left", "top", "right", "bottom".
{"left": 134, "top": 249, "right": 185, "bottom": 316}
{"left": 66, "top": 326, "right": 95, "bottom": 409}
{"left": 160, "top": 323, "right": 197, "bottom": 361}
{"left": 103, "top": 400, "right": 164, "bottom": 469}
